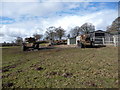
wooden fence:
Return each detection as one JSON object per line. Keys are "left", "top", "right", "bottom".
{"left": 95, "top": 35, "right": 119, "bottom": 47}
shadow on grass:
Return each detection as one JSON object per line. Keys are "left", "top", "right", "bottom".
{"left": 38, "top": 46, "right": 56, "bottom": 50}
{"left": 23, "top": 46, "right": 59, "bottom": 52}
{"left": 24, "top": 45, "right": 106, "bottom": 51}
{"left": 78, "top": 45, "right": 106, "bottom": 48}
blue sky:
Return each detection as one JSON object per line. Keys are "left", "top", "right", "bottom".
{"left": 0, "top": 2, "right": 118, "bottom": 42}
{"left": 1, "top": 2, "right": 118, "bottom": 24}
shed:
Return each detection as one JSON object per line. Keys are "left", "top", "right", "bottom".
{"left": 67, "top": 30, "right": 119, "bottom": 46}
{"left": 90, "top": 30, "right": 106, "bottom": 38}
{"left": 67, "top": 37, "right": 76, "bottom": 45}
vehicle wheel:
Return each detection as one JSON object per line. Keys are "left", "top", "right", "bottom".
{"left": 34, "top": 44, "right": 39, "bottom": 49}
{"left": 79, "top": 43, "right": 84, "bottom": 48}
{"left": 36, "top": 44, "right": 39, "bottom": 49}
{"left": 23, "top": 46, "right": 27, "bottom": 51}
{"left": 90, "top": 41, "right": 94, "bottom": 48}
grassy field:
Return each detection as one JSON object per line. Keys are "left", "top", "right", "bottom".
{"left": 2, "top": 46, "right": 118, "bottom": 88}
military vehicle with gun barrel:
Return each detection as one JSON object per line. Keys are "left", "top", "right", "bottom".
{"left": 77, "top": 30, "right": 105, "bottom": 48}
{"left": 22, "top": 37, "right": 40, "bottom": 51}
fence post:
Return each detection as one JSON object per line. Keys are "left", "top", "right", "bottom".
{"left": 109, "top": 37, "right": 110, "bottom": 44}
{"left": 117, "top": 35, "right": 119, "bottom": 47}
{"left": 102, "top": 38, "right": 104, "bottom": 45}
{"left": 67, "top": 38, "right": 70, "bottom": 45}
{"left": 113, "top": 36, "right": 116, "bottom": 47}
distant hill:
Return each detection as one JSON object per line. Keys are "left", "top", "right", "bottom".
{"left": 106, "top": 17, "right": 120, "bottom": 35}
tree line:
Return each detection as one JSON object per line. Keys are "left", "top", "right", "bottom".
{"left": 7, "top": 17, "right": 119, "bottom": 46}
{"left": 13, "top": 22, "right": 95, "bottom": 45}
{"left": 44, "top": 22, "right": 95, "bottom": 41}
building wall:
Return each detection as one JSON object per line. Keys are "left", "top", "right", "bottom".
{"left": 67, "top": 37, "right": 76, "bottom": 45}
{"left": 70, "top": 38, "right": 76, "bottom": 44}
{"left": 67, "top": 30, "right": 119, "bottom": 47}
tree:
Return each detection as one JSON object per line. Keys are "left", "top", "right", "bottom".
{"left": 106, "top": 17, "right": 120, "bottom": 34}
{"left": 45, "top": 26, "right": 56, "bottom": 40}
{"left": 70, "top": 26, "right": 81, "bottom": 37}
{"left": 33, "top": 33, "right": 43, "bottom": 41}
{"left": 67, "top": 34, "right": 70, "bottom": 38}
{"left": 55, "top": 26, "right": 65, "bottom": 40}
{"left": 15, "top": 37, "right": 23, "bottom": 45}
{"left": 81, "top": 23, "right": 95, "bottom": 34}
{"left": 106, "top": 25, "right": 111, "bottom": 31}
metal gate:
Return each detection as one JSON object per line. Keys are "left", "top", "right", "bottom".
{"left": 94, "top": 35, "right": 119, "bottom": 47}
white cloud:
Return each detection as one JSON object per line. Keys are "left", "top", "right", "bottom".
{"left": 0, "top": 25, "right": 44, "bottom": 43}
{"left": 41, "top": 9, "right": 117, "bottom": 31}
{"left": 1, "top": 2, "right": 63, "bottom": 18}
{"left": 0, "top": 9, "right": 118, "bottom": 43}
{"left": 0, "top": 2, "right": 118, "bottom": 43}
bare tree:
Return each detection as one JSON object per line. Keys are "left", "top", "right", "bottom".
{"left": 33, "top": 33, "right": 43, "bottom": 41}
{"left": 81, "top": 23, "right": 95, "bottom": 34}
{"left": 70, "top": 26, "right": 81, "bottom": 37}
{"left": 45, "top": 26, "right": 56, "bottom": 41}
{"left": 67, "top": 34, "right": 70, "bottom": 38}
{"left": 15, "top": 37, "right": 23, "bottom": 45}
{"left": 55, "top": 26, "right": 65, "bottom": 40}
{"left": 106, "top": 17, "right": 120, "bottom": 34}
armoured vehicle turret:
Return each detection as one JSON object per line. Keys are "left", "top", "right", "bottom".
{"left": 22, "top": 37, "right": 40, "bottom": 51}
{"left": 77, "top": 34, "right": 93, "bottom": 48}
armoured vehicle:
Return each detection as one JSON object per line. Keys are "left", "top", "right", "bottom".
{"left": 77, "top": 30, "right": 105, "bottom": 48}
{"left": 77, "top": 34, "right": 93, "bottom": 48}
{"left": 22, "top": 37, "right": 40, "bottom": 51}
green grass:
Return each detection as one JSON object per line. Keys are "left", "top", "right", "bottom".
{"left": 0, "top": 46, "right": 18, "bottom": 48}
{"left": 2, "top": 46, "right": 118, "bottom": 88}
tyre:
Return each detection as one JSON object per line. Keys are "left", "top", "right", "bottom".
{"left": 23, "top": 46, "right": 27, "bottom": 51}
{"left": 36, "top": 43, "right": 39, "bottom": 50}
{"left": 34, "top": 44, "right": 39, "bottom": 49}
{"left": 90, "top": 41, "right": 94, "bottom": 48}
{"left": 79, "top": 43, "right": 84, "bottom": 48}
